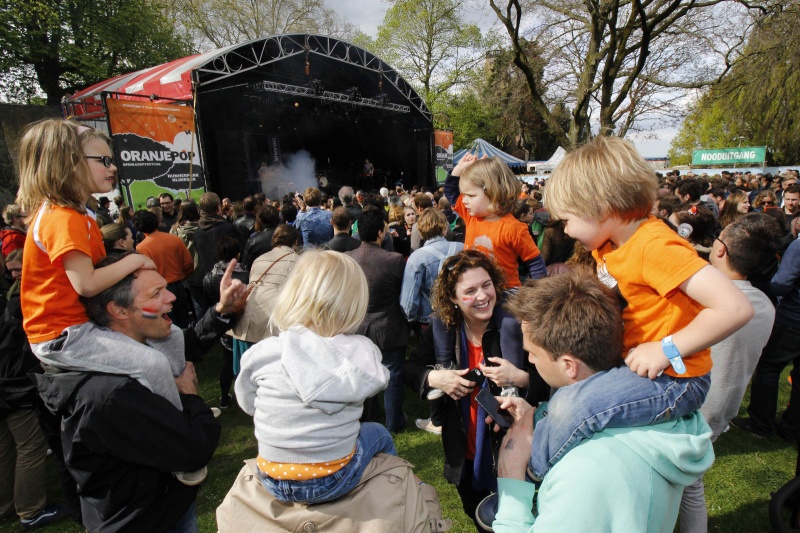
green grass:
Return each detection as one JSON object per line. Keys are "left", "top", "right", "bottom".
{"left": 2, "top": 347, "right": 796, "bottom": 532}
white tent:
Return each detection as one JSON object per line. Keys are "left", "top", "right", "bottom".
{"left": 528, "top": 147, "right": 566, "bottom": 174}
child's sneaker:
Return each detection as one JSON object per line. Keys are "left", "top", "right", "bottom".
{"left": 174, "top": 466, "right": 208, "bottom": 486}
{"left": 20, "top": 504, "right": 68, "bottom": 530}
{"left": 427, "top": 363, "right": 456, "bottom": 400}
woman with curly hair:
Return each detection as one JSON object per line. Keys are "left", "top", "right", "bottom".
{"left": 752, "top": 190, "right": 779, "bottom": 212}
{"left": 403, "top": 250, "right": 547, "bottom": 532}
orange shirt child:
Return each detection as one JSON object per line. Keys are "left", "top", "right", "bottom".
{"left": 593, "top": 216, "right": 711, "bottom": 377}
{"left": 454, "top": 197, "right": 541, "bottom": 288}
{"left": 22, "top": 204, "right": 106, "bottom": 343}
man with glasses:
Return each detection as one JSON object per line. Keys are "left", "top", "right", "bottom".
{"left": 1, "top": 205, "right": 28, "bottom": 258}
{"left": 680, "top": 213, "right": 780, "bottom": 530}
{"left": 158, "top": 193, "right": 179, "bottom": 233}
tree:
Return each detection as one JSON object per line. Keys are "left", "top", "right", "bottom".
{"left": 668, "top": 1, "right": 800, "bottom": 165}
{"left": 481, "top": 46, "right": 565, "bottom": 160}
{"left": 171, "top": 0, "right": 359, "bottom": 50}
{"left": 365, "top": 0, "right": 489, "bottom": 111}
{"left": 0, "top": 0, "right": 193, "bottom": 106}
{"left": 488, "top": 0, "right": 771, "bottom": 149}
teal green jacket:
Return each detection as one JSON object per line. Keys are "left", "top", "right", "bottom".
{"left": 494, "top": 407, "right": 714, "bottom": 532}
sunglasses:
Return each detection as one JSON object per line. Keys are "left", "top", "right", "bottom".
{"left": 85, "top": 155, "right": 115, "bottom": 168}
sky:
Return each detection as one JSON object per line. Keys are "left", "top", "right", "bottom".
{"left": 324, "top": 0, "right": 679, "bottom": 158}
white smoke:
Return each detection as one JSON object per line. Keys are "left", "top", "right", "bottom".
{"left": 258, "top": 150, "right": 318, "bottom": 200}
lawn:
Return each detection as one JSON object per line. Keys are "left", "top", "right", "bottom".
{"left": 2, "top": 345, "right": 796, "bottom": 533}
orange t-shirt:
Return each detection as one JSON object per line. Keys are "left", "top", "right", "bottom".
{"left": 592, "top": 216, "right": 711, "bottom": 378}
{"left": 454, "top": 196, "right": 541, "bottom": 288}
{"left": 465, "top": 340, "right": 483, "bottom": 461}
{"left": 22, "top": 204, "right": 106, "bottom": 343}
{"left": 136, "top": 231, "right": 193, "bottom": 284}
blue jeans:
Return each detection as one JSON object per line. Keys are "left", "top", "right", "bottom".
{"left": 257, "top": 422, "right": 396, "bottom": 504}
{"left": 163, "top": 501, "right": 198, "bottom": 533}
{"left": 528, "top": 366, "right": 711, "bottom": 479}
{"left": 382, "top": 348, "right": 406, "bottom": 432}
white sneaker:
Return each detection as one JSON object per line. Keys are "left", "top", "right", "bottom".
{"left": 427, "top": 363, "right": 455, "bottom": 400}
{"left": 174, "top": 466, "right": 208, "bottom": 486}
{"left": 415, "top": 418, "right": 443, "bottom": 435}
{"left": 426, "top": 388, "right": 445, "bottom": 400}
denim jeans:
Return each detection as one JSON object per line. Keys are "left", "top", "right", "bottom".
{"left": 257, "top": 422, "right": 396, "bottom": 504}
{"left": 163, "top": 501, "right": 198, "bottom": 533}
{"left": 382, "top": 348, "right": 406, "bottom": 432}
{"left": 528, "top": 366, "right": 711, "bottom": 479}
{"left": 747, "top": 322, "right": 800, "bottom": 435}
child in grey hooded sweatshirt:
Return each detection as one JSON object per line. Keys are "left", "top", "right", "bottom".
{"left": 236, "top": 250, "right": 395, "bottom": 504}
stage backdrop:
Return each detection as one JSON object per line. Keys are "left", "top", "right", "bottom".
{"left": 106, "top": 99, "right": 205, "bottom": 209}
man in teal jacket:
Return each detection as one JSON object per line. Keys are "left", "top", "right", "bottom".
{"left": 490, "top": 270, "right": 714, "bottom": 532}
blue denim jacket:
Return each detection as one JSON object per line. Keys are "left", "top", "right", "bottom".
{"left": 295, "top": 207, "right": 333, "bottom": 248}
{"left": 400, "top": 237, "right": 463, "bottom": 323}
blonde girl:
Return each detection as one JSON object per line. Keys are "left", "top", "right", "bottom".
{"left": 235, "top": 250, "right": 394, "bottom": 504}
{"left": 17, "top": 119, "right": 154, "bottom": 348}
{"left": 446, "top": 154, "right": 546, "bottom": 286}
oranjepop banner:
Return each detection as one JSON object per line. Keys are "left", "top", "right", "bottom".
{"left": 106, "top": 99, "right": 205, "bottom": 208}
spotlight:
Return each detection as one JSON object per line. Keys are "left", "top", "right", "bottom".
{"left": 311, "top": 79, "right": 324, "bottom": 96}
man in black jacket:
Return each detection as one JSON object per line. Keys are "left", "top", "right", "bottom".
{"left": 34, "top": 256, "right": 245, "bottom": 533}
{"left": 325, "top": 207, "right": 360, "bottom": 253}
{"left": 195, "top": 192, "right": 240, "bottom": 277}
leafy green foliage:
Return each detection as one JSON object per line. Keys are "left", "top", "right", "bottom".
{"left": 0, "top": 0, "right": 193, "bottom": 105}
{"left": 669, "top": 2, "right": 800, "bottom": 166}
{"left": 365, "top": 0, "right": 488, "bottom": 111}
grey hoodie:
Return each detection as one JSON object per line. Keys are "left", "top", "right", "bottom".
{"left": 235, "top": 326, "right": 389, "bottom": 463}
{"left": 34, "top": 322, "right": 186, "bottom": 410}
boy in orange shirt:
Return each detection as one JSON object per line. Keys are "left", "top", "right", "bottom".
{"left": 526, "top": 136, "right": 753, "bottom": 481}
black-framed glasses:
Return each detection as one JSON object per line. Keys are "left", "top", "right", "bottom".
{"left": 715, "top": 236, "right": 729, "bottom": 255}
{"left": 85, "top": 155, "right": 114, "bottom": 168}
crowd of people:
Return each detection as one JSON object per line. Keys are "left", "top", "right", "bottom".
{"left": 1, "top": 117, "right": 799, "bottom": 532}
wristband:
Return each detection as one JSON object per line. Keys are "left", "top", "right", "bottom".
{"left": 661, "top": 336, "right": 687, "bottom": 375}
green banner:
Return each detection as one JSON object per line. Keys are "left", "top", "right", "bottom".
{"left": 692, "top": 147, "right": 766, "bottom": 165}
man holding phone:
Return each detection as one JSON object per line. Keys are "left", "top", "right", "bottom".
{"left": 484, "top": 270, "right": 714, "bottom": 532}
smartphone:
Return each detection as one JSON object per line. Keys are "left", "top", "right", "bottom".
{"left": 476, "top": 388, "right": 513, "bottom": 431}
{"left": 463, "top": 368, "right": 486, "bottom": 386}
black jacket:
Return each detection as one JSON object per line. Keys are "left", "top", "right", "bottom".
{"left": 233, "top": 213, "right": 256, "bottom": 244}
{"left": 325, "top": 233, "right": 361, "bottom": 253}
{"left": 241, "top": 227, "right": 276, "bottom": 270}
{"left": 33, "top": 309, "right": 230, "bottom": 532}
{"left": 0, "top": 282, "right": 41, "bottom": 418}
{"left": 195, "top": 214, "right": 240, "bottom": 276}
